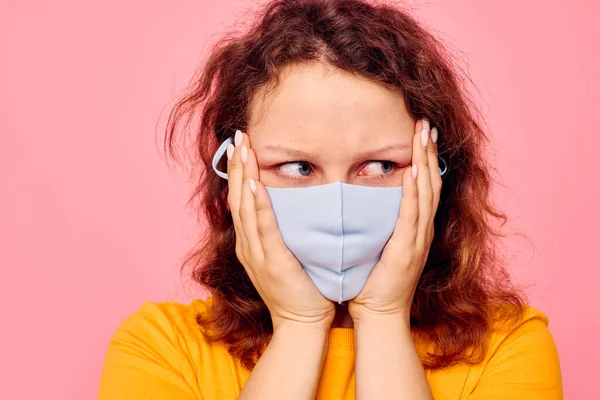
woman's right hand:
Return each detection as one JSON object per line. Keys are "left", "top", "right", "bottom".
{"left": 226, "top": 130, "right": 336, "bottom": 332}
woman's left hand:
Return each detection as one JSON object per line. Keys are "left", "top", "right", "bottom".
{"left": 348, "top": 118, "right": 442, "bottom": 324}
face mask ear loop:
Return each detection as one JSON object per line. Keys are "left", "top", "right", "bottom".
{"left": 212, "top": 137, "right": 234, "bottom": 180}
{"left": 438, "top": 155, "right": 448, "bottom": 177}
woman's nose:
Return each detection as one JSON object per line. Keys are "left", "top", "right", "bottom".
{"left": 320, "top": 169, "right": 351, "bottom": 185}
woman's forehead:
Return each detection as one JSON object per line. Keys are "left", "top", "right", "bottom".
{"left": 247, "top": 62, "right": 415, "bottom": 150}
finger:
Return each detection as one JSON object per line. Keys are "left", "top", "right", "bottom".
{"left": 241, "top": 133, "right": 259, "bottom": 183}
{"left": 427, "top": 127, "right": 443, "bottom": 234}
{"left": 227, "top": 130, "right": 247, "bottom": 242}
{"left": 252, "top": 180, "right": 293, "bottom": 265}
{"left": 414, "top": 119, "right": 434, "bottom": 246}
{"left": 239, "top": 139, "right": 264, "bottom": 259}
{"left": 383, "top": 164, "right": 419, "bottom": 263}
{"left": 239, "top": 176, "right": 264, "bottom": 261}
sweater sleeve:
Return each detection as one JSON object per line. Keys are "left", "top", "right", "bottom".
{"left": 98, "top": 302, "right": 202, "bottom": 400}
{"left": 467, "top": 309, "right": 562, "bottom": 400}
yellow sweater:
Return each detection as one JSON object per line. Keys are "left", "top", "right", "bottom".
{"left": 98, "top": 297, "right": 562, "bottom": 399}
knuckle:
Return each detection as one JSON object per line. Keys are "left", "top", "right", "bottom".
{"left": 406, "top": 185, "right": 418, "bottom": 198}
{"left": 239, "top": 203, "right": 253, "bottom": 221}
{"left": 254, "top": 199, "right": 268, "bottom": 213}
{"left": 257, "top": 221, "right": 276, "bottom": 237}
{"left": 255, "top": 208, "right": 273, "bottom": 230}
{"left": 410, "top": 215, "right": 419, "bottom": 227}
{"left": 400, "top": 212, "right": 419, "bottom": 227}
{"left": 235, "top": 243, "right": 245, "bottom": 262}
{"left": 236, "top": 240, "right": 254, "bottom": 263}
{"left": 228, "top": 161, "right": 242, "bottom": 171}
{"left": 422, "top": 192, "right": 434, "bottom": 206}
{"left": 263, "top": 263, "right": 284, "bottom": 281}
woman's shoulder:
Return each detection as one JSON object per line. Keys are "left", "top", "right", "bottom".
{"left": 487, "top": 304, "right": 554, "bottom": 350}
{"left": 109, "top": 297, "right": 214, "bottom": 348}
{"left": 426, "top": 304, "right": 562, "bottom": 399}
{"left": 479, "top": 304, "right": 559, "bottom": 369}
{"left": 463, "top": 304, "right": 562, "bottom": 398}
{"left": 99, "top": 297, "right": 229, "bottom": 399}
{"left": 118, "top": 296, "right": 211, "bottom": 326}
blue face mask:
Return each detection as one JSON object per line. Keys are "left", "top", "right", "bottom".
{"left": 212, "top": 136, "right": 447, "bottom": 303}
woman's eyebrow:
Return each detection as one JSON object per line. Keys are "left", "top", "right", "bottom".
{"left": 263, "top": 145, "right": 312, "bottom": 158}
{"left": 359, "top": 143, "right": 412, "bottom": 158}
{"left": 262, "top": 143, "right": 411, "bottom": 159}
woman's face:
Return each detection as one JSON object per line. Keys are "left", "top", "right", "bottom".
{"left": 247, "top": 62, "right": 416, "bottom": 188}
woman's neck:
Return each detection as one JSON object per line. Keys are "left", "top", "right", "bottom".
{"left": 331, "top": 301, "right": 354, "bottom": 328}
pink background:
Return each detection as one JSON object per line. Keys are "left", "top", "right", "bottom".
{"left": 1, "top": 0, "right": 597, "bottom": 398}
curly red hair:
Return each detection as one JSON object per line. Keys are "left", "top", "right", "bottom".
{"left": 164, "top": 0, "right": 525, "bottom": 370}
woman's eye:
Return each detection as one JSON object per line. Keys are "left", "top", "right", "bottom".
{"left": 278, "top": 162, "right": 313, "bottom": 177}
{"left": 360, "top": 161, "right": 395, "bottom": 176}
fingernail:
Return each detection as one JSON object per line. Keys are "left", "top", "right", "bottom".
{"left": 234, "top": 130, "right": 243, "bottom": 147}
{"left": 422, "top": 118, "right": 430, "bottom": 132}
{"left": 421, "top": 119, "right": 430, "bottom": 148}
{"left": 431, "top": 127, "right": 438, "bottom": 144}
{"left": 421, "top": 128, "right": 428, "bottom": 148}
{"left": 412, "top": 164, "right": 418, "bottom": 179}
{"left": 226, "top": 143, "right": 234, "bottom": 161}
{"left": 241, "top": 145, "right": 248, "bottom": 164}
{"left": 248, "top": 178, "right": 257, "bottom": 195}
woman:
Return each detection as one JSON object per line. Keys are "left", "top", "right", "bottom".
{"left": 99, "top": 0, "right": 562, "bottom": 398}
